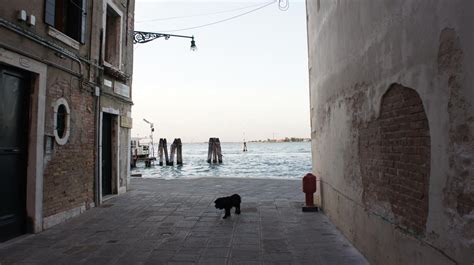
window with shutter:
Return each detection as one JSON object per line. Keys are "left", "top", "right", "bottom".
{"left": 104, "top": 4, "right": 122, "bottom": 68}
{"left": 44, "top": 0, "right": 56, "bottom": 26}
{"left": 80, "top": 0, "right": 87, "bottom": 44}
{"left": 44, "top": 0, "right": 86, "bottom": 43}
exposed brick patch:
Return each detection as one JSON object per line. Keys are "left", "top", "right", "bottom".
{"left": 359, "top": 84, "right": 430, "bottom": 235}
{"left": 42, "top": 74, "right": 95, "bottom": 218}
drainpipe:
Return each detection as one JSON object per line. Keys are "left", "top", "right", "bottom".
{"left": 94, "top": 89, "right": 101, "bottom": 206}
{"left": 94, "top": 28, "right": 104, "bottom": 206}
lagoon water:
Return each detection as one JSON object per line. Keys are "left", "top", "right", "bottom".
{"left": 131, "top": 142, "right": 312, "bottom": 179}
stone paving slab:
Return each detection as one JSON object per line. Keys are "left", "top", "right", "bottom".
{"left": 0, "top": 177, "right": 368, "bottom": 264}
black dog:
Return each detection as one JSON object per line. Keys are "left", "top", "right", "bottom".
{"left": 214, "top": 194, "right": 241, "bottom": 219}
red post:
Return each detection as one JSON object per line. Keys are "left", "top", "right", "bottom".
{"left": 302, "top": 173, "right": 318, "bottom": 212}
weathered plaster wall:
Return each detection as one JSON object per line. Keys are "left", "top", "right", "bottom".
{"left": 306, "top": 0, "right": 473, "bottom": 264}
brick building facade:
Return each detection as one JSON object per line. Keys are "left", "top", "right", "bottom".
{"left": 0, "top": 0, "right": 135, "bottom": 241}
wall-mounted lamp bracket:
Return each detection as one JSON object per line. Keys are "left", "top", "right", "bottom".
{"left": 133, "top": 31, "right": 197, "bottom": 51}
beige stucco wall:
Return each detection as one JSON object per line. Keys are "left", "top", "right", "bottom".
{"left": 306, "top": 0, "right": 473, "bottom": 264}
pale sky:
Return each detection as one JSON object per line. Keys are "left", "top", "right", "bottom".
{"left": 132, "top": 0, "right": 309, "bottom": 143}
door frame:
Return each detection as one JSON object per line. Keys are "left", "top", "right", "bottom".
{"left": 99, "top": 107, "right": 120, "bottom": 204}
{"left": 0, "top": 48, "right": 47, "bottom": 233}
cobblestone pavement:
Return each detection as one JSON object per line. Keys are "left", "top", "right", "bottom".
{"left": 0, "top": 177, "right": 368, "bottom": 265}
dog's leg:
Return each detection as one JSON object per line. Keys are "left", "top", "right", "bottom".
{"left": 235, "top": 204, "right": 241, "bottom": 214}
{"left": 223, "top": 207, "right": 231, "bottom": 219}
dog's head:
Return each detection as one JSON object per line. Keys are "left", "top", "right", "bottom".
{"left": 214, "top": 198, "right": 225, "bottom": 209}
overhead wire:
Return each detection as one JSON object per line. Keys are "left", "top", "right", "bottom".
{"left": 136, "top": 1, "right": 274, "bottom": 23}
{"left": 142, "top": 0, "right": 289, "bottom": 33}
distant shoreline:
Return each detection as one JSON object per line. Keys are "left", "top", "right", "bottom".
{"left": 248, "top": 138, "right": 310, "bottom": 143}
{"left": 185, "top": 140, "right": 311, "bottom": 144}
{"left": 138, "top": 140, "right": 311, "bottom": 145}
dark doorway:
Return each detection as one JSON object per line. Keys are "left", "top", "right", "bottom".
{"left": 0, "top": 65, "right": 30, "bottom": 242}
{"left": 102, "top": 113, "right": 113, "bottom": 196}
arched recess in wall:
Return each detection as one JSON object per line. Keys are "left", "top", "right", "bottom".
{"left": 359, "top": 84, "right": 431, "bottom": 235}
{"left": 53, "top": 98, "right": 71, "bottom": 145}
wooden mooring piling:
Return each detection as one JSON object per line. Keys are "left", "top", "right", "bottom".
{"left": 169, "top": 138, "right": 183, "bottom": 166}
{"left": 132, "top": 138, "right": 226, "bottom": 168}
{"left": 207, "top": 138, "right": 223, "bottom": 163}
{"left": 158, "top": 138, "right": 183, "bottom": 166}
{"left": 158, "top": 138, "right": 169, "bottom": 166}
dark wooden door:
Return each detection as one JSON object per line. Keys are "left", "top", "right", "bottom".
{"left": 0, "top": 65, "right": 29, "bottom": 242}
{"left": 102, "top": 113, "right": 113, "bottom": 196}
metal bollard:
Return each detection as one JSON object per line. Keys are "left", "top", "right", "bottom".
{"left": 302, "top": 173, "right": 318, "bottom": 212}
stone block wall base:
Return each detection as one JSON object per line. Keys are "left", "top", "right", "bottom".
{"left": 42, "top": 204, "right": 87, "bottom": 230}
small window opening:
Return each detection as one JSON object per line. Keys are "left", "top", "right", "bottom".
{"left": 53, "top": 98, "right": 70, "bottom": 145}
{"left": 56, "top": 104, "right": 67, "bottom": 139}
{"left": 105, "top": 5, "right": 121, "bottom": 67}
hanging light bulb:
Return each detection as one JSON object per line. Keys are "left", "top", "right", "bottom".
{"left": 190, "top": 37, "right": 197, "bottom": 51}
